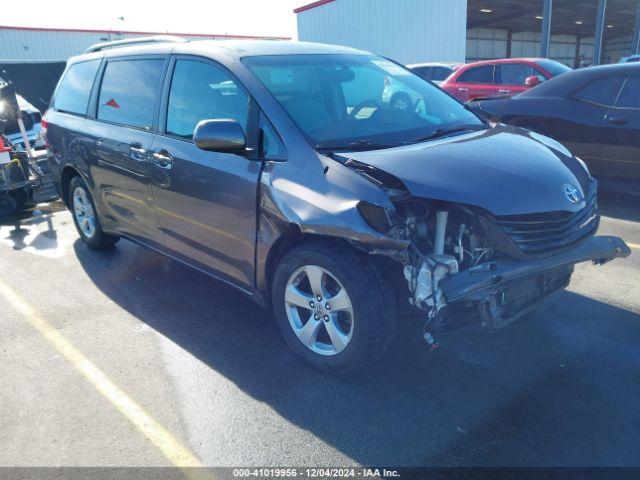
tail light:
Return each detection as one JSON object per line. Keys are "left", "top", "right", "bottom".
{"left": 0, "top": 136, "right": 10, "bottom": 152}
{"left": 40, "top": 114, "right": 50, "bottom": 148}
{"left": 0, "top": 137, "right": 10, "bottom": 165}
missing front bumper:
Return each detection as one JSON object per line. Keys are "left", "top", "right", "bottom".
{"left": 439, "top": 235, "right": 630, "bottom": 327}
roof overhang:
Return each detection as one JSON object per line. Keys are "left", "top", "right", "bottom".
{"left": 294, "top": 0, "right": 337, "bottom": 14}
{"left": 468, "top": 0, "right": 638, "bottom": 38}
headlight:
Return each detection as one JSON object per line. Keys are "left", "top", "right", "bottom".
{"left": 575, "top": 156, "right": 590, "bottom": 175}
{"left": 357, "top": 201, "right": 393, "bottom": 234}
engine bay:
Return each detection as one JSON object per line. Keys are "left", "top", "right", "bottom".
{"left": 389, "top": 199, "right": 494, "bottom": 328}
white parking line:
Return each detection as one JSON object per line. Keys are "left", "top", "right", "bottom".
{"left": 0, "top": 277, "right": 208, "bottom": 477}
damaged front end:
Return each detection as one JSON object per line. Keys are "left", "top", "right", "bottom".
{"left": 336, "top": 156, "right": 631, "bottom": 338}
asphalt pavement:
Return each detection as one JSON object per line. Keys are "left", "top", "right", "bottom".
{"left": 0, "top": 190, "right": 639, "bottom": 468}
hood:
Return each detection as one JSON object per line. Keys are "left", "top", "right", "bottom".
{"left": 339, "top": 125, "right": 591, "bottom": 216}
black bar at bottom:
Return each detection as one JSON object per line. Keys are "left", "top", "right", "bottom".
{"left": 0, "top": 467, "right": 639, "bottom": 480}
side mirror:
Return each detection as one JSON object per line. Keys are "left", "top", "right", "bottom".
{"left": 193, "top": 119, "right": 246, "bottom": 153}
{"left": 525, "top": 75, "right": 542, "bottom": 87}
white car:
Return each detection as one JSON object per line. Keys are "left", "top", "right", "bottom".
{"left": 382, "top": 62, "right": 460, "bottom": 111}
{"left": 407, "top": 62, "right": 460, "bottom": 84}
{"left": 619, "top": 54, "right": 640, "bottom": 63}
{"left": 0, "top": 92, "right": 45, "bottom": 151}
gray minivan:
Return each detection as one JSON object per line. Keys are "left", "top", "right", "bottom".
{"left": 45, "top": 37, "right": 629, "bottom": 373}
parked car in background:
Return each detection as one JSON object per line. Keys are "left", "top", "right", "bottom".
{"left": 619, "top": 54, "right": 640, "bottom": 63}
{"left": 468, "top": 62, "right": 640, "bottom": 192}
{"left": 45, "top": 39, "right": 629, "bottom": 373}
{"left": 383, "top": 63, "right": 459, "bottom": 111}
{"left": 407, "top": 62, "right": 460, "bottom": 84}
{"left": 0, "top": 83, "right": 45, "bottom": 151}
{"left": 440, "top": 58, "right": 571, "bottom": 102}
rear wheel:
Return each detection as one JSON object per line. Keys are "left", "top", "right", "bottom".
{"left": 272, "top": 241, "right": 396, "bottom": 374}
{"left": 68, "top": 176, "right": 119, "bottom": 249}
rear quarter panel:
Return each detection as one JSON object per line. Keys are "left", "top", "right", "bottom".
{"left": 45, "top": 110, "right": 91, "bottom": 200}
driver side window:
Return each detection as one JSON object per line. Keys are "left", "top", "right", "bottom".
{"left": 166, "top": 59, "right": 249, "bottom": 139}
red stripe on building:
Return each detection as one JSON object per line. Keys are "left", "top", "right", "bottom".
{"left": 0, "top": 25, "right": 290, "bottom": 40}
{"left": 294, "top": 0, "right": 337, "bottom": 14}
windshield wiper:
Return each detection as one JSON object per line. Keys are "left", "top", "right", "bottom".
{"left": 316, "top": 139, "right": 396, "bottom": 152}
{"left": 404, "top": 124, "right": 488, "bottom": 145}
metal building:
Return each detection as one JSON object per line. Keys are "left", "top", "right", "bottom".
{"left": 0, "top": 25, "right": 289, "bottom": 63}
{"left": 296, "top": 0, "right": 468, "bottom": 64}
{"left": 0, "top": 25, "right": 289, "bottom": 111}
{"left": 296, "top": 0, "right": 640, "bottom": 66}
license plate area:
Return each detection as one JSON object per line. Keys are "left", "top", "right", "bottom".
{"left": 479, "top": 265, "right": 574, "bottom": 330}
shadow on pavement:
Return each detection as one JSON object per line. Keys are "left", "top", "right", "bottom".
{"left": 597, "top": 189, "right": 640, "bottom": 223}
{"left": 0, "top": 201, "right": 65, "bottom": 251}
{"left": 73, "top": 237, "right": 640, "bottom": 467}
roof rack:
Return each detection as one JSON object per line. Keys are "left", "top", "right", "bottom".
{"left": 84, "top": 35, "right": 187, "bottom": 53}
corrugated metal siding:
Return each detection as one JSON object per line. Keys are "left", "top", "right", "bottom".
{"left": 1, "top": 29, "right": 108, "bottom": 62}
{"left": 466, "top": 28, "right": 598, "bottom": 67}
{"left": 606, "top": 35, "right": 634, "bottom": 63}
{"left": 0, "top": 28, "right": 275, "bottom": 62}
{"left": 296, "top": 0, "right": 467, "bottom": 64}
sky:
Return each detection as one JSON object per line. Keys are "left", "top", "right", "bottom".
{"left": 1, "top": 0, "right": 303, "bottom": 39}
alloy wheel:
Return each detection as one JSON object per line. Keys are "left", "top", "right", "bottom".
{"left": 73, "top": 186, "right": 96, "bottom": 239}
{"left": 284, "top": 265, "right": 354, "bottom": 356}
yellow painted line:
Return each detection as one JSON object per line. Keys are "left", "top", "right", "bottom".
{"left": 0, "top": 277, "right": 207, "bottom": 477}
{"left": 628, "top": 242, "right": 640, "bottom": 250}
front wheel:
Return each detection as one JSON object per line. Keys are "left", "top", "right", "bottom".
{"left": 271, "top": 241, "right": 396, "bottom": 374}
{"left": 68, "top": 176, "right": 119, "bottom": 249}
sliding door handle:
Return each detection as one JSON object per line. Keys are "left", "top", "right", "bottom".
{"left": 129, "top": 143, "right": 147, "bottom": 160}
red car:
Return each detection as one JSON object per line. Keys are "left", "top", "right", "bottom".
{"left": 440, "top": 58, "right": 571, "bottom": 102}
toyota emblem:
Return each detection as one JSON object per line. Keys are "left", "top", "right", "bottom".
{"left": 562, "top": 184, "right": 582, "bottom": 204}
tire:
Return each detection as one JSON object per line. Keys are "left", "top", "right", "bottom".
{"left": 0, "top": 194, "right": 17, "bottom": 217}
{"left": 390, "top": 92, "right": 412, "bottom": 112}
{"left": 271, "top": 240, "right": 397, "bottom": 374}
{"left": 9, "top": 188, "right": 29, "bottom": 213}
{"left": 68, "top": 176, "right": 119, "bottom": 249}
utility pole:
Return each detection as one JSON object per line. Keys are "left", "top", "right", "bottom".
{"left": 540, "top": 0, "right": 553, "bottom": 58}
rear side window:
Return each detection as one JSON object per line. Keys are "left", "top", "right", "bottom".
{"left": 458, "top": 65, "right": 494, "bottom": 84}
{"left": 98, "top": 59, "right": 164, "bottom": 129}
{"left": 431, "top": 67, "right": 453, "bottom": 81}
{"left": 574, "top": 77, "right": 625, "bottom": 106}
{"left": 412, "top": 67, "right": 431, "bottom": 80}
{"left": 615, "top": 78, "right": 640, "bottom": 109}
{"left": 166, "top": 60, "right": 249, "bottom": 139}
{"left": 54, "top": 60, "right": 100, "bottom": 115}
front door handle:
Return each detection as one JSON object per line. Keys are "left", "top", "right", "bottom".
{"left": 152, "top": 150, "right": 174, "bottom": 170}
{"left": 608, "top": 116, "right": 629, "bottom": 125}
{"left": 458, "top": 87, "right": 469, "bottom": 92}
{"left": 129, "top": 143, "right": 147, "bottom": 160}
{"left": 498, "top": 89, "right": 510, "bottom": 94}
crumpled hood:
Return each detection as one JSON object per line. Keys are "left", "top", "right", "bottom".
{"left": 340, "top": 125, "right": 591, "bottom": 216}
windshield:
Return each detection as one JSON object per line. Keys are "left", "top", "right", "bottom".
{"left": 243, "top": 54, "right": 484, "bottom": 150}
{"left": 535, "top": 59, "right": 572, "bottom": 77}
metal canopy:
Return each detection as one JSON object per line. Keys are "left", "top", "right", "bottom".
{"left": 468, "top": 0, "right": 638, "bottom": 39}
